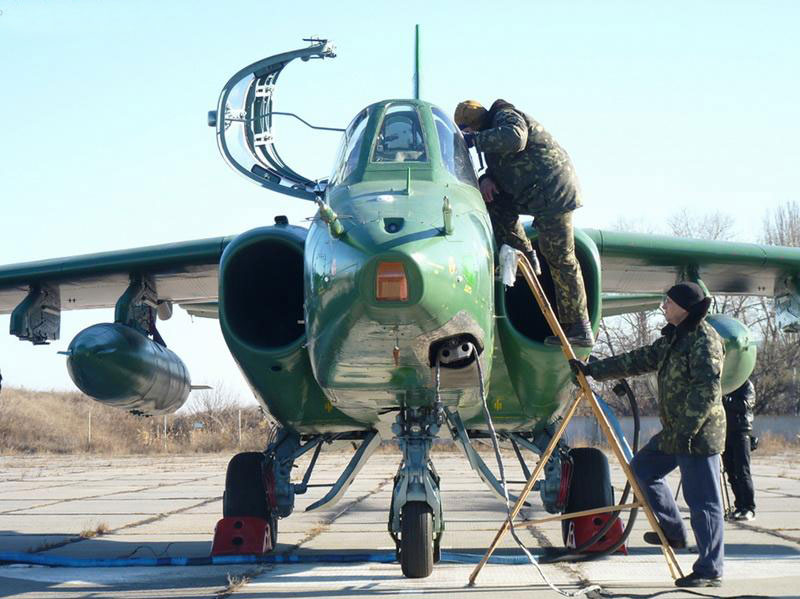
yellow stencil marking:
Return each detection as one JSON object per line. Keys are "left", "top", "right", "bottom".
{"left": 494, "top": 398, "right": 503, "bottom": 411}
{"left": 448, "top": 257, "right": 457, "bottom": 274}
{"left": 464, "top": 284, "right": 473, "bottom": 294}
{"left": 324, "top": 401, "right": 334, "bottom": 413}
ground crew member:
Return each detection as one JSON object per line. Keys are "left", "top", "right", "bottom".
{"left": 571, "top": 282, "right": 725, "bottom": 588}
{"left": 453, "top": 99, "right": 593, "bottom": 347}
{"left": 722, "top": 379, "right": 756, "bottom": 520}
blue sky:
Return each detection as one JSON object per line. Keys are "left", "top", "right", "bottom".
{"left": 1, "top": 1, "right": 798, "bottom": 403}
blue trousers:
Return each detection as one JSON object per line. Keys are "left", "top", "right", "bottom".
{"left": 631, "top": 435, "right": 724, "bottom": 578}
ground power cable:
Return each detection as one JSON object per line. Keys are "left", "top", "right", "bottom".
{"left": 0, "top": 550, "right": 551, "bottom": 569}
{"left": 472, "top": 344, "right": 601, "bottom": 597}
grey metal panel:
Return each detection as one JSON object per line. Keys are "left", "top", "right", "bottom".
{"left": 582, "top": 229, "right": 794, "bottom": 295}
{"left": 600, "top": 293, "right": 663, "bottom": 317}
{"left": 598, "top": 258, "right": 774, "bottom": 295}
{"left": 0, "top": 237, "right": 228, "bottom": 314}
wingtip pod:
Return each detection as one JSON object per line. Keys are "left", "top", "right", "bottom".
{"left": 66, "top": 323, "right": 191, "bottom": 415}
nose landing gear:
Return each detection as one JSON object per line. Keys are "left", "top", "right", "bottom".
{"left": 389, "top": 406, "right": 444, "bottom": 578}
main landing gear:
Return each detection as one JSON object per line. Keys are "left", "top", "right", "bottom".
{"left": 211, "top": 427, "right": 381, "bottom": 557}
{"left": 220, "top": 451, "right": 278, "bottom": 551}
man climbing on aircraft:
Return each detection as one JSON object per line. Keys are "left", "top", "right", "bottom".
{"left": 571, "top": 282, "right": 726, "bottom": 588}
{"left": 454, "top": 99, "right": 593, "bottom": 347}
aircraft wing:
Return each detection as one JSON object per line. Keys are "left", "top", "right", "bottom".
{"left": 585, "top": 229, "right": 800, "bottom": 330}
{"left": 585, "top": 229, "right": 800, "bottom": 294}
{"left": 0, "top": 236, "right": 231, "bottom": 340}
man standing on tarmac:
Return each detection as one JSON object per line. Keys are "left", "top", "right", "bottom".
{"left": 453, "top": 100, "right": 593, "bottom": 348}
{"left": 722, "top": 379, "right": 757, "bottom": 521}
{"left": 571, "top": 282, "right": 726, "bottom": 588}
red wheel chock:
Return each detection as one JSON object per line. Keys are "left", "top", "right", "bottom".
{"left": 211, "top": 517, "right": 272, "bottom": 555}
{"left": 565, "top": 513, "right": 628, "bottom": 554}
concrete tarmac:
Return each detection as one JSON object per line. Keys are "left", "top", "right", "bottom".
{"left": 1, "top": 450, "right": 799, "bottom": 598}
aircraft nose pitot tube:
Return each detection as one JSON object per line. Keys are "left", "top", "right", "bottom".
{"left": 66, "top": 323, "right": 191, "bottom": 415}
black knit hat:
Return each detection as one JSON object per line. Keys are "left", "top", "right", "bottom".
{"left": 666, "top": 282, "right": 706, "bottom": 311}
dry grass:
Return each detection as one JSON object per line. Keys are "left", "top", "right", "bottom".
{"left": 0, "top": 387, "right": 275, "bottom": 455}
{"left": 216, "top": 573, "right": 250, "bottom": 599}
{"left": 79, "top": 521, "right": 110, "bottom": 538}
{"left": 4, "top": 387, "right": 796, "bottom": 457}
{"left": 751, "top": 431, "right": 799, "bottom": 455}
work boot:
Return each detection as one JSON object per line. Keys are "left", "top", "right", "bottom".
{"left": 544, "top": 319, "right": 594, "bottom": 348}
{"left": 675, "top": 572, "right": 722, "bottom": 588}
{"left": 643, "top": 531, "right": 686, "bottom": 549}
{"left": 732, "top": 509, "right": 755, "bottom": 521}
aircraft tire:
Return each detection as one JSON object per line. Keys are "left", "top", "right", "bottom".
{"left": 560, "top": 447, "right": 614, "bottom": 546}
{"left": 400, "top": 501, "right": 434, "bottom": 578}
{"left": 222, "top": 451, "right": 270, "bottom": 519}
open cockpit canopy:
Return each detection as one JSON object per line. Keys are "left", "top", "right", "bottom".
{"left": 211, "top": 40, "right": 477, "bottom": 200}
{"left": 210, "top": 39, "right": 340, "bottom": 201}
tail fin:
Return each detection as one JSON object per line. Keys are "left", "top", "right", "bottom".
{"left": 413, "top": 24, "right": 420, "bottom": 100}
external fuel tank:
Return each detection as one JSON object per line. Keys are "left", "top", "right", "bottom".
{"left": 707, "top": 314, "right": 757, "bottom": 394}
{"left": 66, "top": 323, "right": 191, "bottom": 414}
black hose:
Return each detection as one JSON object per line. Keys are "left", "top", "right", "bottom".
{"left": 539, "top": 377, "right": 640, "bottom": 563}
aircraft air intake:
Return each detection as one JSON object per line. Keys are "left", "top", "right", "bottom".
{"left": 220, "top": 229, "right": 305, "bottom": 349}
{"left": 501, "top": 232, "right": 600, "bottom": 344}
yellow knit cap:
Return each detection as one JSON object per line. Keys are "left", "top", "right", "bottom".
{"left": 453, "top": 100, "right": 487, "bottom": 129}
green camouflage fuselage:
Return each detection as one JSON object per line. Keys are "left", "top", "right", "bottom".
{"left": 220, "top": 100, "right": 598, "bottom": 436}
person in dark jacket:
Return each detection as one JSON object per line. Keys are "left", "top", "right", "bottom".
{"left": 453, "top": 99, "right": 593, "bottom": 347}
{"left": 722, "top": 379, "right": 756, "bottom": 520}
{"left": 571, "top": 282, "right": 725, "bottom": 588}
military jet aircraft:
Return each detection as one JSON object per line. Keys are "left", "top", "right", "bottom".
{"left": 2, "top": 38, "right": 800, "bottom": 578}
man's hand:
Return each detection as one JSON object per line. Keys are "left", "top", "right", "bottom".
{"left": 568, "top": 359, "right": 591, "bottom": 386}
{"left": 674, "top": 435, "right": 692, "bottom": 454}
{"left": 462, "top": 131, "right": 476, "bottom": 149}
{"left": 479, "top": 177, "right": 498, "bottom": 204}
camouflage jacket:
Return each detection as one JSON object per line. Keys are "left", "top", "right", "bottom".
{"left": 474, "top": 100, "right": 581, "bottom": 217}
{"left": 587, "top": 319, "right": 726, "bottom": 455}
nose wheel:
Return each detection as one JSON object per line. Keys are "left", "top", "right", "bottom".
{"left": 389, "top": 406, "right": 445, "bottom": 578}
{"left": 399, "top": 501, "right": 434, "bottom": 578}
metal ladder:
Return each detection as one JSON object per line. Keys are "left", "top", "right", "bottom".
{"left": 468, "top": 252, "right": 685, "bottom": 585}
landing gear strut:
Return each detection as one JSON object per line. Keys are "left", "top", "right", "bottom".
{"left": 389, "top": 406, "right": 444, "bottom": 578}
{"left": 212, "top": 427, "right": 380, "bottom": 557}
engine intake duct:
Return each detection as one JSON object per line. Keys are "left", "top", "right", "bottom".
{"left": 503, "top": 235, "right": 599, "bottom": 343}
{"left": 221, "top": 233, "right": 305, "bottom": 349}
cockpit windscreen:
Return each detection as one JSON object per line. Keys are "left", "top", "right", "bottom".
{"left": 431, "top": 107, "right": 478, "bottom": 187}
{"left": 371, "top": 104, "right": 428, "bottom": 163}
